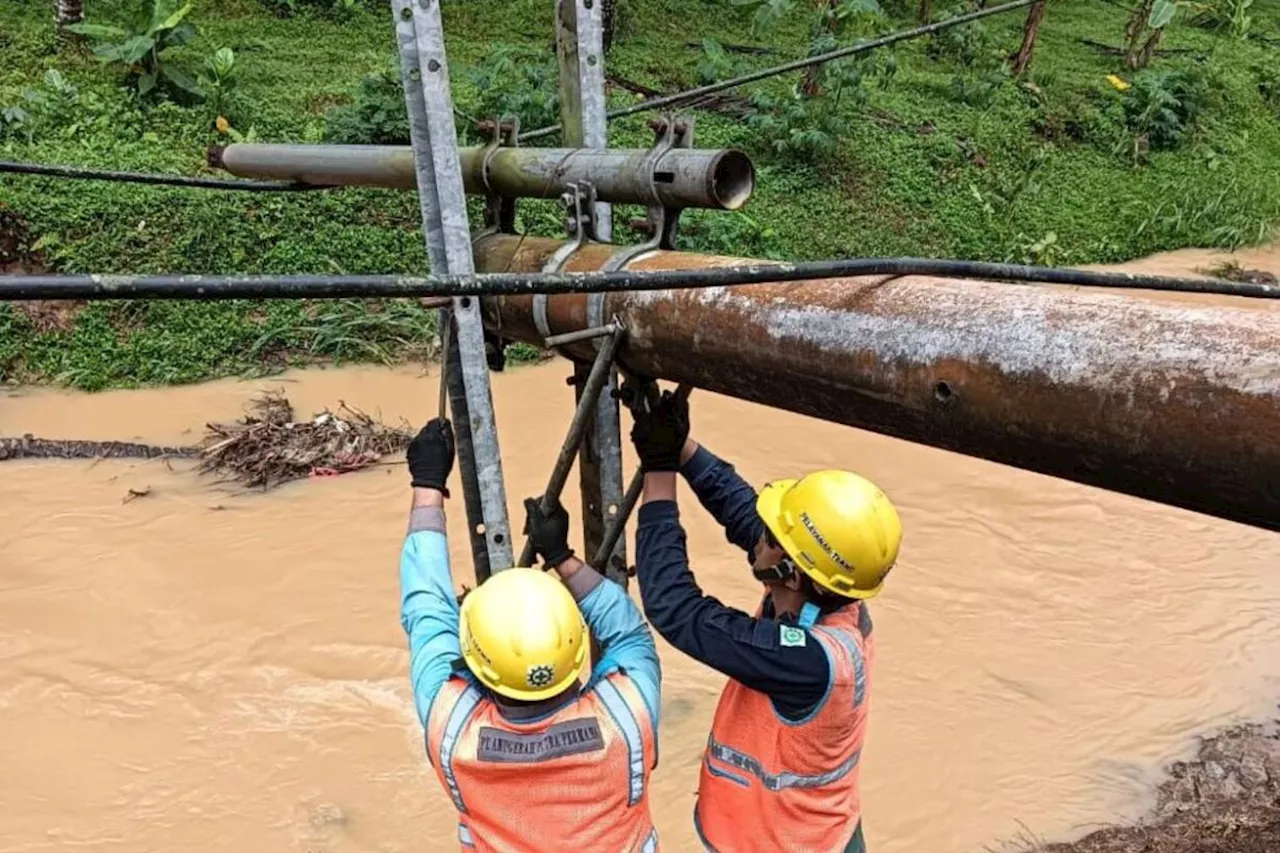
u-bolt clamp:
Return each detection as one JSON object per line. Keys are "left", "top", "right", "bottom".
{"left": 472, "top": 114, "right": 520, "bottom": 244}
{"left": 601, "top": 114, "right": 696, "bottom": 274}
{"left": 535, "top": 181, "right": 602, "bottom": 352}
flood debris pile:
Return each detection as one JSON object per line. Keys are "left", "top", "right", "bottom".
{"left": 0, "top": 391, "right": 411, "bottom": 486}
{"left": 1206, "top": 262, "right": 1280, "bottom": 286}
{"left": 1032, "top": 722, "right": 1280, "bottom": 853}
{"left": 195, "top": 391, "right": 411, "bottom": 488}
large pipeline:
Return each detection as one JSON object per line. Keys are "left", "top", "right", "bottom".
{"left": 474, "top": 234, "right": 1280, "bottom": 532}
{"left": 211, "top": 144, "right": 755, "bottom": 210}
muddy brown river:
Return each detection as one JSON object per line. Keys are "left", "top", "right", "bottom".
{"left": 2, "top": 247, "right": 1279, "bottom": 852}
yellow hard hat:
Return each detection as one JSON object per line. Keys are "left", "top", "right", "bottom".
{"left": 756, "top": 470, "right": 903, "bottom": 599}
{"left": 459, "top": 567, "right": 587, "bottom": 701}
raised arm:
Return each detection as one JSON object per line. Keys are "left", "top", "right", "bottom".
{"left": 523, "top": 497, "right": 661, "bottom": 730}
{"left": 627, "top": 391, "right": 828, "bottom": 719}
{"left": 679, "top": 440, "right": 767, "bottom": 558}
{"left": 399, "top": 419, "right": 462, "bottom": 727}
{"left": 634, "top": 474, "right": 828, "bottom": 716}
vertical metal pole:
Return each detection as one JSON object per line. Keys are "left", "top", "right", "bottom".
{"left": 556, "top": 0, "right": 612, "bottom": 238}
{"left": 556, "top": 0, "right": 629, "bottom": 586}
{"left": 393, "top": 0, "right": 514, "bottom": 576}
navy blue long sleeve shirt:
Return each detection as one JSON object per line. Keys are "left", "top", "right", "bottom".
{"left": 635, "top": 445, "right": 831, "bottom": 720}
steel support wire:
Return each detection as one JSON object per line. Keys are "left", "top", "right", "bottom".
{"left": 517, "top": 0, "right": 1040, "bottom": 141}
{"left": 3, "top": 259, "right": 1275, "bottom": 301}
{"left": 518, "top": 325, "right": 627, "bottom": 568}
{"left": 0, "top": 159, "right": 329, "bottom": 192}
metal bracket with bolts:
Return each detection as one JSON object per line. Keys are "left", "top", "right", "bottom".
{"left": 601, "top": 114, "right": 695, "bottom": 274}
{"left": 472, "top": 114, "right": 520, "bottom": 242}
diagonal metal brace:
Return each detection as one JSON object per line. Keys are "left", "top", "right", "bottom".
{"left": 519, "top": 322, "right": 628, "bottom": 567}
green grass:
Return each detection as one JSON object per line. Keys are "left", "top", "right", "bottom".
{"left": 2, "top": 0, "right": 1278, "bottom": 389}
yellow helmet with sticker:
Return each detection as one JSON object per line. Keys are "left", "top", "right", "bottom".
{"left": 756, "top": 470, "right": 903, "bottom": 599}
{"left": 459, "top": 567, "right": 587, "bottom": 701}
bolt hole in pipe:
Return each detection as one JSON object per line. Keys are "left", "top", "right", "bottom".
{"left": 709, "top": 150, "right": 755, "bottom": 210}
{"left": 934, "top": 381, "right": 955, "bottom": 403}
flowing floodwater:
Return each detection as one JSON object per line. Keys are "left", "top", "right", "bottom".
{"left": 1, "top": 246, "right": 1279, "bottom": 853}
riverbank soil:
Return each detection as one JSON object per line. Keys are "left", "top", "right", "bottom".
{"left": 1034, "top": 723, "right": 1280, "bottom": 853}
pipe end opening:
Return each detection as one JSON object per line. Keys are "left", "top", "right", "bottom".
{"left": 711, "top": 150, "right": 756, "bottom": 210}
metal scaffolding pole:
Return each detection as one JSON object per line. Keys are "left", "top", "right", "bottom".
{"left": 210, "top": 144, "right": 755, "bottom": 210}
{"left": 392, "top": 0, "right": 513, "bottom": 577}
{"left": 555, "top": 0, "right": 630, "bottom": 585}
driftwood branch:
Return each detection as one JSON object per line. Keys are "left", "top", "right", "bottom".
{"left": 0, "top": 436, "right": 196, "bottom": 461}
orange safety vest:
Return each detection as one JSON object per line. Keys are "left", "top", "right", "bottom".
{"left": 425, "top": 672, "right": 660, "bottom": 853}
{"left": 695, "top": 600, "right": 875, "bottom": 853}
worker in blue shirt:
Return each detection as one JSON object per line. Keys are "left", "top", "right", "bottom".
{"left": 398, "top": 418, "right": 663, "bottom": 852}
{"left": 628, "top": 390, "right": 903, "bottom": 853}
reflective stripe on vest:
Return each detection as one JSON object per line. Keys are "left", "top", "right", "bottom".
{"left": 703, "top": 755, "right": 750, "bottom": 788}
{"left": 706, "top": 735, "right": 861, "bottom": 791}
{"left": 640, "top": 828, "right": 659, "bottom": 853}
{"left": 816, "top": 627, "right": 867, "bottom": 708}
{"left": 594, "top": 676, "right": 646, "bottom": 806}
{"left": 439, "top": 684, "right": 484, "bottom": 814}
{"left": 458, "top": 822, "right": 474, "bottom": 848}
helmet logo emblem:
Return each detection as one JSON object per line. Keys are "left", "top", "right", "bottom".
{"left": 526, "top": 664, "right": 556, "bottom": 689}
{"left": 800, "top": 511, "right": 854, "bottom": 572}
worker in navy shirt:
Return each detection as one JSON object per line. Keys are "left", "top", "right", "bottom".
{"left": 629, "top": 389, "right": 904, "bottom": 853}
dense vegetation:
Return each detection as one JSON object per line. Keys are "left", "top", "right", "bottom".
{"left": 2, "top": 0, "right": 1278, "bottom": 389}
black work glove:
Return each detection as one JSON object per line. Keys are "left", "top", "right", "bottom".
{"left": 407, "top": 418, "right": 455, "bottom": 494}
{"left": 523, "top": 496, "right": 575, "bottom": 567}
{"left": 630, "top": 389, "right": 690, "bottom": 472}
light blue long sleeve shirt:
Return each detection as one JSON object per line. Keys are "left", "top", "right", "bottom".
{"left": 399, "top": 527, "right": 662, "bottom": 732}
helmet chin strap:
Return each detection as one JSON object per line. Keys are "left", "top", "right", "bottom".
{"left": 751, "top": 554, "right": 799, "bottom": 584}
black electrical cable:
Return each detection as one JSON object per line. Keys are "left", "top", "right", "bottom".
{"left": 0, "top": 160, "right": 334, "bottom": 192}
{"left": 517, "top": 0, "right": 1040, "bottom": 141}
{"left": 2, "top": 257, "right": 1273, "bottom": 302}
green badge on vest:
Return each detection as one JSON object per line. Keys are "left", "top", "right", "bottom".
{"left": 779, "top": 625, "right": 807, "bottom": 647}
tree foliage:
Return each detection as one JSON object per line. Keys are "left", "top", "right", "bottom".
{"left": 67, "top": 0, "right": 202, "bottom": 101}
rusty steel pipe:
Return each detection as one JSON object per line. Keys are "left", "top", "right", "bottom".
{"left": 474, "top": 234, "right": 1280, "bottom": 532}
{"left": 212, "top": 144, "right": 755, "bottom": 210}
